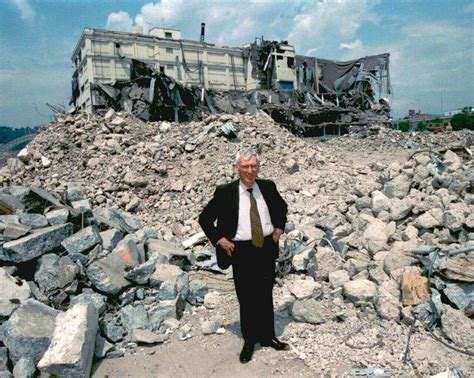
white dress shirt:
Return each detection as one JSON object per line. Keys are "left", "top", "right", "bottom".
{"left": 233, "top": 180, "right": 274, "bottom": 241}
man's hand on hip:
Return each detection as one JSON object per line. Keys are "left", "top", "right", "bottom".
{"left": 272, "top": 228, "right": 283, "bottom": 244}
{"left": 218, "top": 237, "right": 235, "bottom": 256}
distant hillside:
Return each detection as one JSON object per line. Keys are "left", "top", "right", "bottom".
{"left": 0, "top": 126, "right": 39, "bottom": 145}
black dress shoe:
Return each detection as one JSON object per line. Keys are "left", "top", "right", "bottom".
{"left": 260, "top": 338, "right": 289, "bottom": 350}
{"left": 239, "top": 342, "right": 255, "bottom": 363}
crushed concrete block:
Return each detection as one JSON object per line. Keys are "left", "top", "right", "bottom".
{"left": 12, "top": 357, "right": 35, "bottom": 378}
{"left": 120, "top": 304, "right": 149, "bottom": 331}
{"left": 37, "top": 303, "right": 98, "bottom": 378}
{"left": 93, "top": 208, "right": 142, "bottom": 234}
{"left": 21, "top": 187, "right": 64, "bottom": 213}
{"left": 3, "top": 223, "right": 30, "bottom": 241}
{"left": 0, "top": 347, "right": 9, "bottom": 371}
{"left": 291, "top": 298, "right": 328, "bottom": 324}
{"left": 362, "top": 219, "right": 388, "bottom": 254}
{"left": 384, "top": 174, "right": 410, "bottom": 199}
{"left": 187, "top": 280, "right": 208, "bottom": 305}
{"left": 45, "top": 208, "right": 69, "bottom": 226}
{"left": 132, "top": 330, "right": 167, "bottom": 344}
{"left": 124, "top": 261, "right": 155, "bottom": 285}
{"left": 374, "top": 279, "right": 400, "bottom": 320}
{"left": 0, "top": 268, "right": 31, "bottom": 302}
{"left": 34, "top": 254, "right": 79, "bottom": 292}
{"left": 287, "top": 277, "right": 322, "bottom": 299}
{"left": 18, "top": 213, "right": 48, "bottom": 229}
{"left": 1, "top": 223, "right": 73, "bottom": 263}
{"left": 100, "top": 228, "right": 123, "bottom": 251}
{"left": 329, "top": 270, "right": 350, "bottom": 289}
{"left": 147, "top": 298, "right": 185, "bottom": 331}
{"left": 314, "top": 246, "right": 343, "bottom": 280}
{"left": 71, "top": 199, "right": 92, "bottom": 213}
{"left": 401, "top": 271, "right": 430, "bottom": 306}
{"left": 343, "top": 279, "right": 377, "bottom": 302}
{"left": 86, "top": 239, "right": 143, "bottom": 295}
{"left": 201, "top": 315, "right": 224, "bottom": 335}
{"left": 441, "top": 305, "right": 473, "bottom": 350}
{"left": 147, "top": 238, "right": 190, "bottom": 264}
{"left": 0, "top": 194, "right": 24, "bottom": 215}
{"left": 69, "top": 293, "right": 107, "bottom": 314}
{"left": 61, "top": 225, "right": 102, "bottom": 255}
{"left": 66, "top": 188, "right": 84, "bottom": 203}
{"left": 149, "top": 264, "right": 189, "bottom": 299}
{"left": 0, "top": 300, "right": 59, "bottom": 363}
{"left": 442, "top": 210, "right": 465, "bottom": 231}
{"left": 94, "top": 334, "right": 114, "bottom": 359}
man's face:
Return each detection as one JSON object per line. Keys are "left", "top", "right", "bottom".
{"left": 236, "top": 155, "right": 260, "bottom": 187}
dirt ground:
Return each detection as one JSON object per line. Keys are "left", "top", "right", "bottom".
{"left": 92, "top": 272, "right": 313, "bottom": 377}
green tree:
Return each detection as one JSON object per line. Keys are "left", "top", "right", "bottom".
{"left": 398, "top": 121, "right": 410, "bottom": 132}
{"left": 416, "top": 121, "right": 426, "bottom": 131}
{"left": 451, "top": 113, "right": 474, "bottom": 131}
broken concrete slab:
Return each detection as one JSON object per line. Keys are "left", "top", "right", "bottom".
{"left": 291, "top": 298, "right": 329, "bottom": 324}
{"left": 149, "top": 263, "right": 189, "bottom": 299}
{"left": 3, "top": 223, "right": 30, "bottom": 241}
{"left": 442, "top": 253, "right": 474, "bottom": 282}
{"left": 34, "top": 254, "right": 79, "bottom": 292}
{"left": 0, "top": 194, "right": 24, "bottom": 215}
{"left": 69, "top": 293, "right": 107, "bottom": 314}
{"left": 86, "top": 239, "right": 143, "bottom": 295}
{"left": 120, "top": 304, "right": 149, "bottom": 331}
{"left": 147, "top": 298, "right": 185, "bottom": 331}
{"left": 0, "top": 268, "right": 31, "bottom": 302}
{"left": 61, "top": 225, "right": 102, "bottom": 255}
{"left": 1, "top": 223, "right": 73, "bottom": 263}
{"left": 287, "top": 277, "right": 322, "bottom": 299}
{"left": 45, "top": 208, "right": 69, "bottom": 226}
{"left": 100, "top": 228, "right": 123, "bottom": 251}
{"left": 12, "top": 357, "right": 35, "bottom": 378}
{"left": 0, "top": 299, "right": 59, "bottom": 364}
{"left": 187, "top": 280, "right": 208, "bottom": 305}
{"left": 124, "top": 260, "right": 156, "bottom": 285}
{"left": 37, "top": 303, "right": 98, "bottom": 378}
{"left": 21, "top": 187, "right": 64, "bottom": 213}
{"left": 18, "top": 213, "right": 48, "bottom": 229}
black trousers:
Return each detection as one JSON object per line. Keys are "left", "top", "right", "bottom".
{"left": 232, "top": 235, "right": 277, "bottom": 344}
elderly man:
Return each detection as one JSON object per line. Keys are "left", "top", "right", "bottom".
{"left": 199, "top": 147, "right": 288, "bottom": 363}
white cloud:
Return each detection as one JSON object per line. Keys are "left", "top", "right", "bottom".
{"left": 287, "top": 0, "right": 377, "bottom": 57}
{"left": 10, "top": 0, "right": 36, "bottom": 21}
{"left": 339, "top": 39, "right": 363, "bottom": 50}
{"left": 106, "top": 11, "right": 133, "bottom": 32}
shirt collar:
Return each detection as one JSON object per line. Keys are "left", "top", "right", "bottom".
{"left": 239, "top": 180, "right": 258, "bottom": 194}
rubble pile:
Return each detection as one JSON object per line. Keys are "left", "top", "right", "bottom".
{"left": 0, "top": 185, "right": 212, "bottom": 376}
{"left": 272, "top": 146, "right": 473, "bottom": 374}
{"left": 322, "top": 126, "right": 474, "bottom": 154}
{"left": 0, "top": 111, "right": 473, "bottom": 375}
{"left": 1, "top": 110, "right": 325, "bottom": 242}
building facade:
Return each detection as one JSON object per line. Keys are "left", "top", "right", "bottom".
{"left": 71, "top": 27, "right": 304, "bottom": 113}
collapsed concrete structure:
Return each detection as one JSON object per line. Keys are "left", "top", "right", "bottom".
{"left": 71, "top": 27, "right": 390, "bottom": 136}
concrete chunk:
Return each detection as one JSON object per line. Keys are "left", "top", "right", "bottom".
{"left": 69, "top": 293, "right": 107, "bottom": 314}
{"left": 100, "top": 228, "right": 123, "bottom": 251}
{"left": 34, "top": 254, "right": 79, "bottom": 292}
{"left": 86, "top": 240, "right": 143, "bottom": 295}
{"left": 344, "top": 279, "right": 377, "bottom": 302}
{"left": 61, "top": 225, "right": 102, "bottom": 255}
{"left": 45, "top": 208, "right": 69, "bottom": 226}
{"left": 2, "top": 223, "right": 73, "bottom": 263}
{"left": 12, "top": 357, "right": 35, "bottom": 378}
{"left": 0, "top": 300, "right": 59, "bottom": 364}
{"left": 37, "top": 303, "right": 98, "bottom": 378}
{"left": 18, "top": 213, "right": 48, "bottom": 229}
{"left": 0, "top": 267, "right": 31, "bottom": 301}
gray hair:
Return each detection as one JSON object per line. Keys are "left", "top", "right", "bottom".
{"left": 235, "top": 147, "right": 260, "bottom": 166}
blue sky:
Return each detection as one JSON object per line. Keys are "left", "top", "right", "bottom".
{"left": 0, "top": 0, "right": 473, "bottom": 128}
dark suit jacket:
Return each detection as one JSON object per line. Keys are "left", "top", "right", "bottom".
{"left": 199, "top": 179, "right": 288, "bottom": 268}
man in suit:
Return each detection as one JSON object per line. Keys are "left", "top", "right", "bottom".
{"left": 199, "top": 147, "right": 289, "bottom": 363}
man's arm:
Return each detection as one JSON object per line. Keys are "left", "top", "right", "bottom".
{"left": 198, "top": 188, "right": 221, "bottom": 246}
{"left": 270, "top": 181, "right": 288, "bottom": 231}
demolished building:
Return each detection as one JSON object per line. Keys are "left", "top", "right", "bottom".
{"left": 71, "top": 26, "right": 391, "bottom": 136}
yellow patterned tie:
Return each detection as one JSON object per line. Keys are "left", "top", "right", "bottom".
{"left": 247, "top": 188, "right": 264, "bottom": 247}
